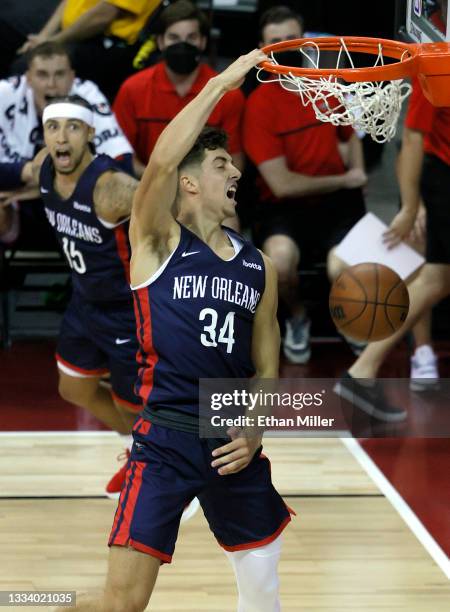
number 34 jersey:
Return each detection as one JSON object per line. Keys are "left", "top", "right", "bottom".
{"left": 132, "top": 224, "right": 266, "bottom": 416}
{"left": 39, "top": 154, "right": 131, "bottom": 303}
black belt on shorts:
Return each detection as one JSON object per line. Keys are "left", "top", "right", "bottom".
{"left": 144, "top": 407, "right": 230, "bottom": 450}
{"left": 145, "top": 406, "right": 200, "bottom": 434}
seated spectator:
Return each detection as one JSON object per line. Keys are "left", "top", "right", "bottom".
{"left": 0, "top": 41, "right": 134, "bottom": 248}
{"left": 113, "top": 0, "right": 245, "bottom": 198}
{"left": 243, "top": 5, "right": 367, "bottom": 364}
{"left": 14, "top": 0, "right": 162, "bottom": 101}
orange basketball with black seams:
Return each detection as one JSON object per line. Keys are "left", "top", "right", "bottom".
{"left": 329, "top": 262, "right": 410, "bottom": 342}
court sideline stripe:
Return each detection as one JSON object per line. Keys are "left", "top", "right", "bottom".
{"left": 341, "top": 437, "right": 450, "bottom": 579}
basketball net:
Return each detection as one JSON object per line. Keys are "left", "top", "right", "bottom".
{"left": 257, "top": 38, "right": 412, "bottom": 143}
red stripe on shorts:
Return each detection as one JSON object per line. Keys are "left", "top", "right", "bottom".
{"left": 109, "top": 460, "right": 145, "bottom": 546}
{"left": 55, "top": 353, "right": 109, "bottom": 376}
{"left": 133, "top": 417, "right": 144, "bottom": 432}
{"left": 129, "top": 539, "right": 172, "bottom": 564}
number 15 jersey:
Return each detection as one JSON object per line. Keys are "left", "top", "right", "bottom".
{"left": 132, "top": 224, "right": 266, "bottom": 417}
{"left": 39, "top": 154, "right": 132, "bottom": 303}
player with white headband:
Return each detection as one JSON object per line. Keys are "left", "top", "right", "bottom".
{"left": 31, "top": 95, "right": 200, "bottom": 519}
{"left": 42, "top": 102, "right": 95, "bottom": 128}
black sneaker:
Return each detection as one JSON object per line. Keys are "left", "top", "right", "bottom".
{"left": 334, "top": 372, "right": 407, "bottom": 422}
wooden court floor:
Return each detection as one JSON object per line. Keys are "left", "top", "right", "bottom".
{"left": 0, "top": 433, "right": 448, "bottom": 611}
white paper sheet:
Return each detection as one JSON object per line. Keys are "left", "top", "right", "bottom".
{"left": 334, "top": 212, "right": 425, "bottom": 280}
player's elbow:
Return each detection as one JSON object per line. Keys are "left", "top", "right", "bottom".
{"left": 147, "top": 152, "right": 177, "bottom": 177}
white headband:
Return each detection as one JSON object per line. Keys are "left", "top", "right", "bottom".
{"left": 42, "top": 103, "right": 94, "bottom": 127}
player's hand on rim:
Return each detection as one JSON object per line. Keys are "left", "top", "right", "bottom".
{"left": 211, "top": 428, "right": 263, "bottom": 476}
{"left": 213, "top": 49, "right": 269, "bottom": 92}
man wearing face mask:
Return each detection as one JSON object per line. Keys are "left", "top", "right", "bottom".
{"left": 113, "top": 0, "right": 245, "bottom": 175}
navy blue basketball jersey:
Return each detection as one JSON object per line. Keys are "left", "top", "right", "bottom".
{"left": 39, "top": 154, "right": 131, "bottom": 302}
{"left": 132, "top": 224, "right": 266, "bottom": 419}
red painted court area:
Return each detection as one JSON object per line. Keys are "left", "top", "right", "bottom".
{"left": 0, "top": 340, "right": 449, "bottom": 559}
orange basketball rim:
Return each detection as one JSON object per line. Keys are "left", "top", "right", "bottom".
{"left": 259, "top": 36, "right": 450, "bottom": 107}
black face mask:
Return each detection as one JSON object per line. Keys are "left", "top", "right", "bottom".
{"left": 274, "top": 50, "right": 303, "bottom": 69}
{"left": 163, "top": 41, "right": 202, "bottom": 75}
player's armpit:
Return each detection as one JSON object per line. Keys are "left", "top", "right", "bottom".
{"left": 93, "top": 171, "right": 139, "bottom": 225}
{"left": 251, "top": 253, "right": 280, "bottom": 379}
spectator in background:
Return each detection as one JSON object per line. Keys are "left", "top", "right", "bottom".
{"left": 15, "top": 0, "right": 162, "bottom": 101}
{"left": 384, "top": 76, "right": 444, "bottom": 390}
{"left": 335, "top": 76, "right": 450, "bottom": 421}
{"left": 243, "top": 5, "right": 367, "bottom": 364}
{"left": 113, "top": 0, "right": 245, "bottom": 229}
{"left": 0, "top": 42, "right": 134, "bottom": 247}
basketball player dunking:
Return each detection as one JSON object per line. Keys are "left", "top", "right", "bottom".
{"left": 61, "top": 50, "right": 292, "bottom": 612}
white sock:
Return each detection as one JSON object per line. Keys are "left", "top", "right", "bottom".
{"left": 224, "top": 536, "right": 282, "bottom": 612}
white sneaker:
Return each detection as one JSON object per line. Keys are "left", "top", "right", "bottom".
{"left": 410, "top": 345, "right": 439, "bottom": 391}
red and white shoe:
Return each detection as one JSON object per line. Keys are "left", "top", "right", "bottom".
{"left": 105, "top": 449, "right": 130, "bottom": 499}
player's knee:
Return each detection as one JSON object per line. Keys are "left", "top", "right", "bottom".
{"left": 327, "top": 248, "right": 346, "bottom": 281}
{"left": 263, "top": 235, "right": 299, "bottom": 284}
{"left": 58, "top": 378, "right": 77, "bottom": 404}
{"left": 58, "top": 376, "right": 95, "bottom": 407}
{"left": 228, "top": 537, "right": 282, "bottom": 610}
{"left": 416, "top": 264, "right": 450, "bottom": 302}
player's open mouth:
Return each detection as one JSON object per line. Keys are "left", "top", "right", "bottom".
{"left": 56, "top": 150, "right": 72, "bottom": 168}
{"left": 226, "top": 183, "right": 238, "bottom": 201}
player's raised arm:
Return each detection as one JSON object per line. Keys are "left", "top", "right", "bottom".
{"left": 130, "top": 49, "right": 267, "bottom": 246}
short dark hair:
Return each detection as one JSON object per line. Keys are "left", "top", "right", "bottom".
{"left": 44, "top": 94, "right": 92, "bottom": 110}
{"left": 179, "top": 127, "right": 228, "bottom": 170}
{"left": 157, "top": 0, "right": 209, "bottom": 37}
{"left": 26, "top": 41, "right": 71, "bottom": 68}
{"left": 259, "top": 5, "right": 304, "bottom": 38}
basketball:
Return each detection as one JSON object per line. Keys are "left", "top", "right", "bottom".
{"left": 329, "top": 262, "right": 410, "bottom": 342}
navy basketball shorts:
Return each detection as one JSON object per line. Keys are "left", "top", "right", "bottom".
{"left": 56, "top": 292, "right": 141, "bottom": 411}
{"left": 109, "top": 418, "right": 293, "bottom": 563}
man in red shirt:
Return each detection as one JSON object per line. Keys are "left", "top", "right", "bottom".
{"left": 243, "top": 5, "right": 367, "bottom": 364}
{"left": 113, "top": 0, "right": 245, "bottom": 173}
{"left": 336, "top": 77, "right": 450, "bottom": 421}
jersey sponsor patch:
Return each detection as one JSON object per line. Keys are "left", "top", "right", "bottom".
{"left": 73, "top": 201, "right": 92, "bottom": 213}
{"left": 242, "top": 259, "right": 262, "bottom": 271}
